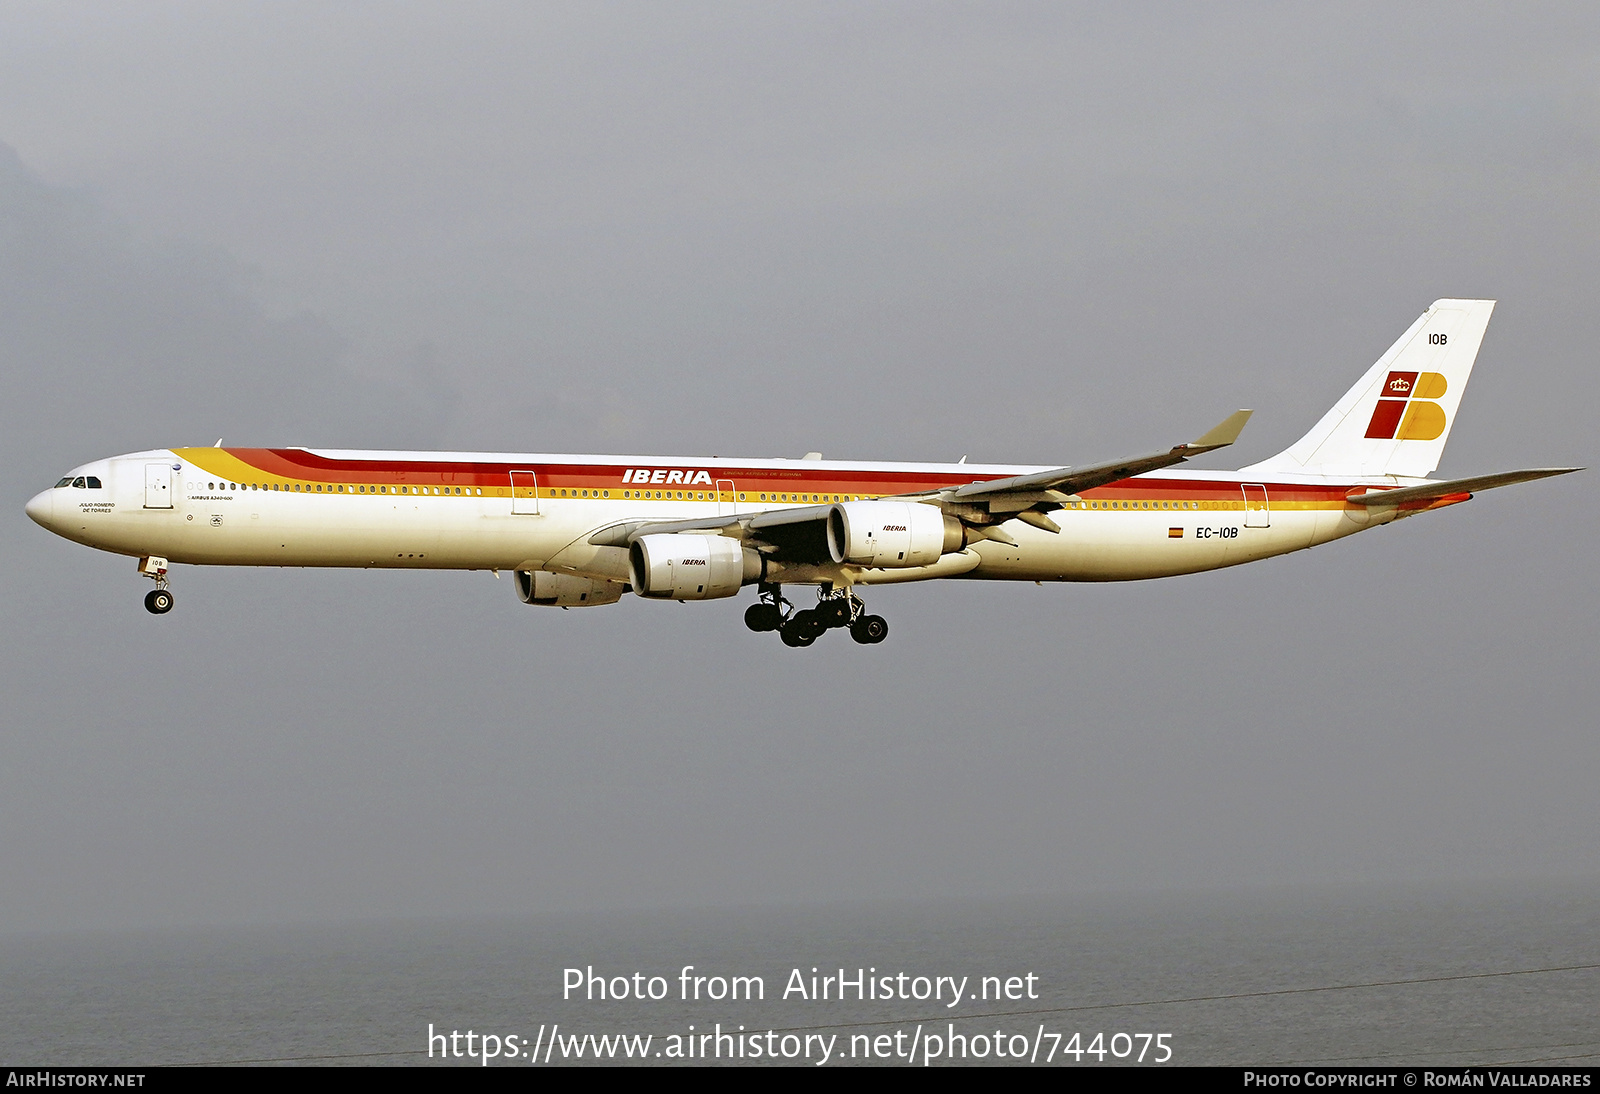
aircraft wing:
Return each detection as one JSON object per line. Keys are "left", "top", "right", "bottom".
{"left": 912, "top": 410, "right": 1251, "bottom": 537}
{"left": 588, "top": 410, "right": 1253, "bottom": 556}
{"left": 941, "top": 410, "right": 1253, "bottom": 502}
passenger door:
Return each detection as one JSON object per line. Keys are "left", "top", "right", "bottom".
{"left": 1242, "top": 483, "right": 1270, "bottom": 528}
{"left": 144, "top": 463, "right": 173, "bottom": 509}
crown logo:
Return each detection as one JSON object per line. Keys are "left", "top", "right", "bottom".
{"left": 1365, "top": 370, "right": 1449, "bottom": 441}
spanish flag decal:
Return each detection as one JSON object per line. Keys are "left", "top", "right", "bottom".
{"left": 1365, "top": 371, "right": 1448, "bottom": 440}
{"left": 1168, "top": 527, "right": 1183, "bottom": 538}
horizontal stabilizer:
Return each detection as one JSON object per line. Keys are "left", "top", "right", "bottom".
{"left": 1345, "top": 467, "right": 1581, "bottom": 506}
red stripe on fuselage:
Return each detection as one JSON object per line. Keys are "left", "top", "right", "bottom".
{"left": 216, "top": 451, "right": 1358, "bottom": 503}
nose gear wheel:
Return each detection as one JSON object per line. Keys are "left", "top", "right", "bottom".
{"left": 137, "top": 556, "right": 174, "bottom": 614}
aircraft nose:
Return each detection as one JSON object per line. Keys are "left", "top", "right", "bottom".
{"left": 25, "top": 488, "right": 53, "bottom": 529}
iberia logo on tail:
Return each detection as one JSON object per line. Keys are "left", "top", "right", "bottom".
{"left": 1365, "top": 370, "right": 1449, "bottom": 440}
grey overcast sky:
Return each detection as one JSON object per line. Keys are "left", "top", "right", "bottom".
{"left": 1, "top": 3, "right": 1595, "bottom": 932}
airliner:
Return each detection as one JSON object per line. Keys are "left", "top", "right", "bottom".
{"left": 25, "top": 300, "right": 1578, "bottom": 646}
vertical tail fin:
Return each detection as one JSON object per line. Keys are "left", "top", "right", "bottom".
{"left": 1242, "top": 299, "right": 1495, "bottom": 479}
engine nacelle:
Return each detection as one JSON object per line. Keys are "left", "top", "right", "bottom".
{"left": 514, "top": 569, "right": 626, "bottom": 607}
{"left": 629, "top": 534, "right": 763, "bottom": 600}
{"left": 827, "top": 501, "right": 961, "bottom": 567}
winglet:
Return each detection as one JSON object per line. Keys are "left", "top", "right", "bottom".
{"left": 1182, "top": 410, "right": 1253, "bottom": 454}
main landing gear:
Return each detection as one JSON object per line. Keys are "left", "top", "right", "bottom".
{"left": 744, "top": 584, "right": 888, "bottom": 647}
{"left": 138, "top": 556, "right": 174, "bottom": 615}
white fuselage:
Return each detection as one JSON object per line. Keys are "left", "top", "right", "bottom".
{"left": 27, "top": 447, "right": 1409, "bottom": 587}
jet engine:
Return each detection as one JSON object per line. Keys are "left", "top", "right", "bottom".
{"left": 629, "top": 534, "right": 763, "bottom": 600}
{"left": 514, "top": 569, "right": 627, "bottom": 607}
{"left": 827, "top": 501, "right": 962, "bottom": 567}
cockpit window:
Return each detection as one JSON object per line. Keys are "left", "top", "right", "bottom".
{"left": 85, "top": 476, "right": 102, "bottom": 489}
{"left": 71, "top": 477, "right": 87, "bottom": 488}
{"left": 55, "top": 478, "right": 72, "bottom": 488}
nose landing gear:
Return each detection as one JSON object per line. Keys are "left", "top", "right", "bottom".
{"left": 138, "top": 556, "right": 174, "bottom": 614}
